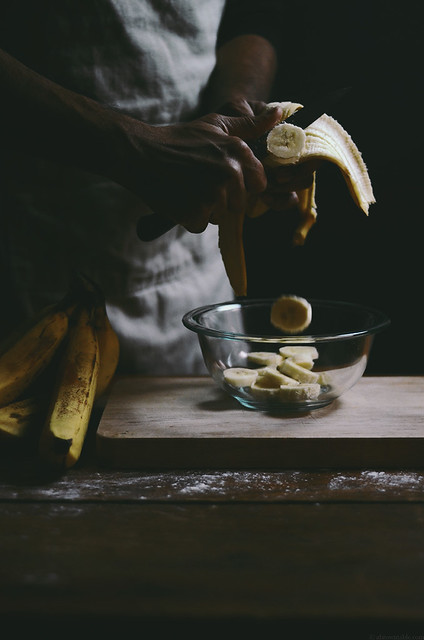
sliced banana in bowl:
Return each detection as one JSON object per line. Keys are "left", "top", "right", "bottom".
{"left": 182, "top": 297, "right": 390, "bottom": 413}
{"left": 223, "top": 367, "right": 258, "bottom": 388}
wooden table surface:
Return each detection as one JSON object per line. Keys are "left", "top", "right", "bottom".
{"left": 2, "top": 377, "right": 424, "bottom": 639}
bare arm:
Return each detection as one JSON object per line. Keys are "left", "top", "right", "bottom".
{"left": 0, "top": 48, "right": 125, "bottom": 177}
{"left": 203, "top": 34, "right": 278, "bottom": 114}
{"left": 0, "top": 42, "right": 283, "bottom": 232}
{"left": 204, "top": 35, "right": 317, "bottom": 211}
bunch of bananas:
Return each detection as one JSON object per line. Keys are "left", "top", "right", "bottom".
{"left": 0, "top": 274, "right": 120, "bottom": 470}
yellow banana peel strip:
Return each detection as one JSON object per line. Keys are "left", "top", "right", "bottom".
{"left": 218, "top": 103, "right": 375, "bottom": 297}
{"left": 294, "top": 174, "right": 317, "bottom": 247}
{"left": 218, "top": 204, "right": 246, "bottom": 299}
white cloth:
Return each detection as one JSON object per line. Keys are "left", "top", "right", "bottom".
{"left": 0, "top": 0, "right": 233, "bottom": 374}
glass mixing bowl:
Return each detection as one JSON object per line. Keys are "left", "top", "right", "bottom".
{"left": 183, "top": 298, "right": 390, "bottom": 413}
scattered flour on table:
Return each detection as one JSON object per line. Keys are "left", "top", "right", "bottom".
{"left": 175, "top": 472, "right": 268, "bottom": 495}
{"left": 328, "top": 470, "right": 424, "bottom": 492}
{"left": 170, "top": 471, "right": 303, "bottom": 496}
{"left": 361, "top": 470, "right": 424, "bottom": 490}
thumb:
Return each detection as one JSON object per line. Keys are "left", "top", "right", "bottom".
{"left": 222, "top": 104, "right": 283, "bottom": 142}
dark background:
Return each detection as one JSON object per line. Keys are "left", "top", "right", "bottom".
{"left": 244, "top": 0, "right": 423, "bottom": 374}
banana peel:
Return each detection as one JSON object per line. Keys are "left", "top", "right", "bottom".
{"left": 218, "top": 102, "right": 375, "bottom": 296}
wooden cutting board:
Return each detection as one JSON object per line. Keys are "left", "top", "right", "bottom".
{"left": 96, "top": 376, "right": 424, "bottom": 469}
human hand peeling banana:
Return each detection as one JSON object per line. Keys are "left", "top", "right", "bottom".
{"left": 218, "top": 100, "right": 375, "bottom": 297}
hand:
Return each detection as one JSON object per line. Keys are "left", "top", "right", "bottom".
{"left": 215, "top": 97, "right": 268, "bottom": 118}
{"left": 214, "top": 100, "right": 320, "bottom": 211}
{"left": 120, "top": 104, "right": 283, "bottom": 233}
{"left": 260, "top": 159, "right": 322, "bottom": 211}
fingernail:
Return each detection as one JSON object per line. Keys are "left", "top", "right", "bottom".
{"left": 264, "top": 102, "right": 281, "bottom": 112}
{"left": 265, "top": 103, "right": 282, "bottom": 118}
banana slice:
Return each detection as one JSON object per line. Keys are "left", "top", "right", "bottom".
{"left": 279, "top": 383, "right": 321, "bottom": 401}
{"left": 279, "top": 346, "right": 318, "bottom": 360}
{"left": 270, "top": 295, "right": 312, "bottom": 333}
{"left": 247, "top": 352, "right": 283, "bottom": 366}
{"left": 292, "top": 357, "right": 314, "bottom": 370}
{"left": 223, "top": 367, "right": 258, "bottom": 388}
{"left": 317, "top": 371, "right": 332, "bottom": 386}
{"left": 278, "top": 358, "right": 319, "bottom": 384}
{"left": 266, "top": 122, "right": 306, "bottom": 161}
{"left": 250, "top": 377, "right": 282, "bottom": 398}
{"left": 279, "top": 345, "right": 318, "bottom": 369}
{"left": 256, "top": 366, "right": 299, "bottom": 387}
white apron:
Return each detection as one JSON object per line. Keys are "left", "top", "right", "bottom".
{"left": 0, "top": 0, "right": 232, "bottom": 374}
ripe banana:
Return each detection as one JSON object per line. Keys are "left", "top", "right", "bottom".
{"left": 39, "top": 304, "right": 99, "bottom": 469}
{"left": 270, "top": 295, "right": 312, "bottom": 334}
{"left": 94, "top": 297, "right": 120, "bottom": 400}
{"left": 0, "top": 308, "right": 69, "bottom": 408}
{"left": 0, "top": 302, "right": 58, "bottom": 358}
{"left": 66, "top": 272, "right": 120, "bottom": 400}
{"left": 218, "top": 101, "right": 375, "bottom": 296}
{"left": 0, "top": 396, "right": 43, "bottom": 439}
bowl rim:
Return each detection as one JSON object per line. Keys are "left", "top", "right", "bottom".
{"left": 182, "top": 298, "right": 391, "bottom": 344}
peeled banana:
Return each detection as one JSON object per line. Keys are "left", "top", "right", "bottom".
{"left": 218, "top": 101, "right": 375, "bottom": 296}
{"left": 39, "top": 304, "right": 100, "bottom": 469}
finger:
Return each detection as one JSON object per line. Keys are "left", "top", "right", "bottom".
{"left": 220, "top": 104, "right": 283, "bottom": 143}
{"left": 238, "top": 142, "right": 268, "bottom": 194}
{"left": 260, "top": 191, "right": 299, "bottom": 211}
{"left": 277, "top": 172, "right": 315, "bottom": 191}
{"left": 216, "top": 98, "right": 254, "bottom": 117}
{"left": 222, "top": 134, "right": 268, "bottom": 194}
{"left": 275, "top": 160, "right": 321, "bottom": 185}
{"left": 180, "top": 200, "right": 215, "bottom": 234}
{"left": 226, "top": 164, "right": 248, "bottom": 215}
{"left": 209, "top": 186, "right": 228, "bottom": 225}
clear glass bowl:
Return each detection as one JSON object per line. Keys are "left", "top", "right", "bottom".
{"left": 183, "top": 298, "right": 390, "bottom": 413}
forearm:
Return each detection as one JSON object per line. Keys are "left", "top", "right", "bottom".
{"left": 0, "top": 46, "right": 284, "bottom": 234}
{"left": 0, "top": 48, "right": 140, "bottom": 180}
{"left": 203, "top": 34, "right": 278, "bottom": 112}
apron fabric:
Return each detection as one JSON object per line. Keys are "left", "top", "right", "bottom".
{"left": 0, "top": 0, "right": 233, "bottom": 374}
